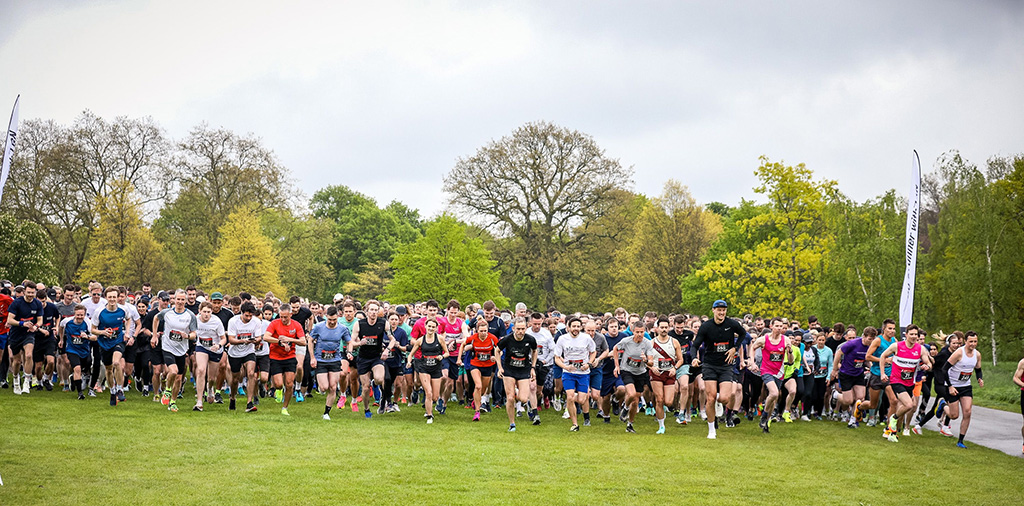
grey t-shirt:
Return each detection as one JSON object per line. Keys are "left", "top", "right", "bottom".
{"left": 591, "top": 332, "right": 609, "bottom": 369}
{"left": 615, "top": 338, "right": 653, "bottom": 375}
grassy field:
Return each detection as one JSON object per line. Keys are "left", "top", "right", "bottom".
{"left": 969, "top": 359, "right": 1023, "bottom": 413}
{"left": 1, "top": 383, "right": 1022, "bottom": 506}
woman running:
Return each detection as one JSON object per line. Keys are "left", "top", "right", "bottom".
{"left": 406, "top": 318, "right": 445, "bottom": 424}
{"left": 649, "top": 316, "right": 684, "bottom": 434}
{"left": 309, "top": 305, "right": 350, "bottom": 420}
{"left": 879, "top": 324, "right": 932, "bottom": 442}
{"left": 458, "top": 318, "right": 500, "bottom": 421}
{"left": 941, "top": 331, "right": 985, "bottom": 448}
{"left": 193, "top": 302, "right": 227, "bottom": 411}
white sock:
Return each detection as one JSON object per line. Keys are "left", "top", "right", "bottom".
{"left": 708, "top": 421, "right": 716, "bottom": 433}
{"left": 658, "top": 418, "right": 665, "bottom": 429}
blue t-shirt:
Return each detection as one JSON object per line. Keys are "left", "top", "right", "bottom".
{"left": 64, "top": 318, "right": 92, "bottom": 358}
{"left": 92, "top": 306, "right": 127, "bottom": 350}
{"left": 870, "top": 335, "right": 897, "bottom": 376}
{"left": 8, "top": 297, "right": 43, "bottom": 340}
{"left": 310, "top": 321, "right": 351, "bottom": 363}
{"left": 734, "top": 332, "right": 752, "bottom": 373}
{"left": 384, "top": 327, "right": 409, "bottom": 367}
{"left": 603, "top": 333, "right": 626, "bottom": 374}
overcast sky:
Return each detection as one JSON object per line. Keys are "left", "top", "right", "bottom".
{"left": 2, "top": 0, "right": 1022, "bottom": 217}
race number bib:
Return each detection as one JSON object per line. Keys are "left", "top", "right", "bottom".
{"left": 958, "top": 371, "right": 972, "bottom": 382}
{"left": 714, "top": 342, "right": 728, "bottom": 353}
{"left": 322, "top": 350, "right": 337, "bottom": 360}
{"left": 364, "top": 337, "right": 378, "bottom": 347}
{"left": 169, "top": 330, "right": 185, "bottom": 342}
{"left": 510, "top": 357, "right": 527, "bottom": 368}
{"left": 237, "top": 332, "right": 253, "bottom": 342}
{"left": 853, "top": 359, "right": 864, "bottom": 369}
{"left": 476, "top": 352, "right": 491, "bottom": 362}
{"left": 72, "top": 334, "right": 85, "bottom": 345}
{"left": 657, "top": 358, "right": 673, "bottom": 370}
{"left": 424, "top": 355, "right": 440, "bottom": 367}
{"left": 769, "top": 351, "right": 784, "bottom": 362}
{"left": 626, "top": 357, "right": 644, "bottom": 368}
{"left": 900, "top": 370, "right": 914, "bottom": 381}
{"left": 200, "top": 337, "right": 214, "bottom": 348}
{"left": 568, "top": 359, "right": 585, "bottom": 370}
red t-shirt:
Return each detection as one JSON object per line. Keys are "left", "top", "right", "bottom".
{"left": 0, "top": 293, "right": 12, "bottom": 335}
{"left": 267, "top": 318, "right": 305, "bottom": 361}
{"left": 411, "top": 315, "right": 444, "bottom": 359}
{"left": 466, "top": 332, "right": 499, "bottom": 367}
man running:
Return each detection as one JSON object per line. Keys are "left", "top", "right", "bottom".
{"left": 58, "top": 304, "right": 93, "bottom": 399}
{"left": 830, "top": 327, "right": 875, "bottom": 428}
{"left": 226, "top": 302, "right": 262, "bottom": 413}
{"left": 553, "top": 316, "right": 596, "bottom": 432}
{"left": 649, "top": 316, "right": 684, "bottom": 434}
{"left": 614, "top": 320, "right": 654, "bottom": 433}
{"left": 7, "top": 281, "right": 42, "bottom": 395}
{"left": 690, "top": 300, "right": 745, "bottom": 439}
{"left": 310, "top": 305, "right": 350, "bottom": 420}
{"left": 748, "top": 317, "right": 791, "bottom": 433}
{"left": 350, "top": 300, "right": 387, "bottom": 418}
{"left": 264, "top": 303, "right": 305, "bottom": 416}
{"left": 153, "top": 290, "right": 196, "bottom": 412}
{"left": 864, "top": 319, "right": 899, "bottom": 427}
{"left": 941, "top": 331, "right": 985, "bottom": 448}
{"left": 496, "top": 317, "right": 538, "bottom": 431}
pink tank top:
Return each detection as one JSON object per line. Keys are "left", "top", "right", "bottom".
{"left": 760, "top": 335, "right": 786, "bottom": 378}
{"left": 890, "top": 340, "right": 921, "bottom": 386}
{"left": 438, "top": 317, "right": 464, "bottom": 357}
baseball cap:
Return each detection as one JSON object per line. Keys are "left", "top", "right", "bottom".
{"left": 210, "top": 292, "right": 224, "bottom": 301}
{"left": 157, "top": 290, "right": 170, "bottom": 301}
{"left": 395, "top": 305, "right": 408, "bottom": 315}
{"left": 333, "top": 293, "right": 344, "bottom": 303}
{"left": 196, "top": 295, "right": 207, "bottom": 303}
{"left": 712, "top": 299, "right": 728, "bottom": 308}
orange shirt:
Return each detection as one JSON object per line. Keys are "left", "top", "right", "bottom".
{"left": 267, "top": 318, "right": 305, "bottom": 361}
{"left": 466, "top": 332, "right": 499, "bottom": 367}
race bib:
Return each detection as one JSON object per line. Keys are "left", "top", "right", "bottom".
{"left": 72, "top": 335, "right": 84, "bottom": 345}
{"left": 715, "top": 342, "right": 728, "bottom": 353}
{"left": 424, "top": 355, "right": 440, "bottom": 367}
{"left": 237, "top": 332, "right": 253, "bottom": 342}
{"left": 364, "top": 337, "right": 378, "bottom": 347}
{"left": 853, "top": 359, "right": 864, "bottom": 369}
{"left": 322, "top": 350, "right": 337, "bottom": 360}
{"left": 476, "top": 352, "right": 491, "bottom": 362}
{"left": 900, "top": 370, "right": 914, "bottom": 381}
{"left": 769, "top": 351, "right": 784, "bottom": 362}
{"left": 169, "top": 330, "right": 185, "bottom": 342}
{"left": 568, "top": 359, "right": 585, "bottom": 370}
{"left": 958, "top": 371, "right": 972, "bottom": 382}
{"left": 200, "top": 337, "right": 214, "bottom": 348}
{"left": 510, "top": 357, "right": 527, "bottom": 368}
{"left": 626, "top": 357, "right": 644, "bottom": 368}
{"left": 657, "top": 358, "right": 673, "bottom": 370}
{"left": 817, "top": 365, "right": 827, "bottom": 375}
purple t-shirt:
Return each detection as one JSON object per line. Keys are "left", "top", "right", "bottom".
{"left": 839, "top": 338, "right": 871, "bottom": 376}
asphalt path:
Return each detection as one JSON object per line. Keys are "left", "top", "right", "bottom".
{"left": 921, "top": 403, "right": 1023, "bottom": 458}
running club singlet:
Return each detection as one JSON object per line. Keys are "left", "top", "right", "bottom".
{"left": 890, "top": 340, "right": 922, "bottom": 386}
{"left": 948, "top": 349, "right": 978, "bottom": 388}
{"left": 760, "top": 335, "right": 786, "bottom": 379}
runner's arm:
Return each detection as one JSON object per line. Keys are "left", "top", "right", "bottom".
{"left": 1013, "top": 359, "right": 1024, "bottom": 388}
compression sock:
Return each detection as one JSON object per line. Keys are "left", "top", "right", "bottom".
{"left": 325, "top": 405, "right": 331, "bottom": 415}
{"left": 958, "top": 434, "right": 966, "bottom": 444}
{"left": 583, "top": 412, "right": 590, "bottom": 422}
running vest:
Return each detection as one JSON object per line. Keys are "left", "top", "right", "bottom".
{"left": 651, "top": 337, "right": 677, "bottom": 371}
{"left": 761, "top": 335, "right": 786, "bottom": 378}
{"left": 890, "top": 340, "right": 922, "bottom": 386}
{"left": 871, "top": 335, "right": 897, "bottom": 376}
{"left": 948, "top": 348, "right": 978, "bottom": 388}
{"left": 439, "top": 318, "right": 464, "bottom": 357}
{"left": 419, "top": 335, "right": 444, "bottom": 367}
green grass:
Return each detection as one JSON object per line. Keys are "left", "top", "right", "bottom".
{"left": 969, "top": 360, "right": 1022, "bottom": 413}
{"left": 1, "top": 383, "right": 1022, "bottom": 505}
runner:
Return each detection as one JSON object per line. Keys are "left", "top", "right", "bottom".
{"left": 690, "top": 300, "right": 745, "bottom": 439}
{"left": 142, "top": 292, "right": 170, "bottom": 399}
{"left": 865, "top": 319, "right": 899, "bottom": 427}
{"left": 647, "top": 316, "right": 683, "bottom": 434}
{"left": 600, "top": 317, "right": 627, "bottom": 424}
{"left": 941, "top": 331, "right": 985, "bottom": 448}
{"left": 583, "top": 320, "right": 609, "bottom": 427}
{"left": 1013, "top": 356, "right": 1024, "bottom": 454}
{"left": 810, "top": 331, "right": 834, "bottom": 420}
{"left": 349, "top": 300, "right": 387, "bottom": 418}
{"left": 0, "top": 285, "right": 14, "bottom": 389}
{"left": 748, "top": 317, "right": 790, "bottom": 433}
{"left": 31, "top": 284, "right": 60, "bottom": 391}
{"left": 289, "top": 296, "right": 313, "bottom": 402}
{"left": 668, "top": 315, "right": 694, "bottom": 425}
{"left": 379, "top": 312, "right": 409, "bottom": 414}
{"left": 458, "top": 318, "right": 500, "bottom": 421}
{"left": 406, "top": 318, "right": 445, "bottom": 424}
{"left": 496, "top": 317, "right": 538, "bottom": 431}
{"left": 7, "top": 281, "right": 43, "bottom": 395}
{"left": 58, "top": 304, "right": 93, "bottom": 399}
{"left": 830, "top": 327, "right": 875, "bottom": 428}
{"left": 879, "top": 324, "right": 932, "bottom": 442}
{"left": 553, "top": 316, "right": 596, "bottom": 431}
{"left": 226, "top": 302, "right": 261, "bottom": 413}
{"left": 152, "top": 289, "right": 196, "bottom": 412}
{"left": 309, "top": 305, "right": 351, "bottom": 420}
{"left": 255, "top": 304, "right": 274, "bottom": 402}
{"left": 613, "top": 320, "right": 654, "bottom": 433}
{"left": 193, "top": 302, "right": 226, "bottom": 411}
{"left": 339, "top": 300, "right": 362, "bottom": 412}
{"left": 263, "top": 303, "right": 305, "bottom": 416}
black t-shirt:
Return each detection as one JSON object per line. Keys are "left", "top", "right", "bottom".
{"left": 669, "top": 329, "right": 694, "bottom": 362}
{"left": 185, "top": 301, "right": 200, "bottom": 315}
{"left": 468, "top": 316, "right": 508, "bottom": 339}
{"left": 497, "top": 334, "right": 537, "bottom": 372}
{"left": 212, "top": 308, "right": 234, "bottom": 329}
{"left": 142, "top": 307, "right": 165, "bottom": 350}
{"left": 692, "top": 317, "right": 745, "bottom": 367}
{"left": 8, "top": 297, "right": 42, "bottom": 340}
{"left": 36, "top": 302, "right": 60, "bottom": 341}
{"left": 825, "top": 336, "right": 843, "bottom": 353}
{"left": 292, "top": 306, "right": 313, "bottom": 331}
{"left": 357, "top": 318, "right": 386, "bottom": 359}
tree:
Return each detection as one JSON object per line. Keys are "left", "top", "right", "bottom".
{"left": 388, "top": 214, "right": 507, "bottom": 306}
{"left": 76, "top": 179, "right": 174, "bottom": 289}
{"left": 443, "top": 121, "right": 633, "bottom": 307}
{"left": 607, "top": 181, "right": 721, "bottom": 314}
{"left": 0, "top": 213, "right": 58, "bottom": 284}
{"left": 310, "top": 184, "right": 420, "bottom": 292}
{"left": 260, "top": 208, "right": 336, "bottom": 301}
{"left": 689, "top": 158, "right": 832, "bottom": 317}
{"left": 342, "top": 261, "right": 393, "bottom": 302}
{"left": 202, "top": 205, "right": 285, "bottom": 297}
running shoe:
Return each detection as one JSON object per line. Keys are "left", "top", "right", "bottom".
{"left": 645, "top": 406, "right": 655, "bottom": 416}
{"left": 707, "top": 429, "right": 717, "bottom": 440}
{"left": 386, "top": 404, "right": 401, "bottom": 413}
{"left": 337, "top": 395, "right": 346, "bottom": 410}
{"left": 281, "top": 407, "right": 290, "bottom": 416}
{"left": 169, "top": 402, "right": 178, "bottom": 412}
{"left": 352, "top": 400, "right": 360, "bottom": 412}
{"left": 295, "top": 391, "right": 304, "bottom": 403}
{"left": 193, "top": 405, "right": 203, "bottom": 412}
{"left": 117, "top": 389, "right": 126, "bottom": 403}
{"left": 323, "top": 413, "right": 331, "bottom": 421}
{"left": 676, "top": 412, "right": 686, "bottom": 425}
{"left": 570, "top": 424, "right": 579, "bottom": 432}
{"left": 246, "top": 402, "right": 257, "bottom": 413}
{"left": 482, "top": 401, "right": 491, "bottom": 413}
{"left": 426, "top": 415, "right": 433, "bottom": 424}
{"left": 259, "top": 385, "right": 267, "bottom": 399}
{"left": 214, "top": 392, "right": 223, "bottom": 404}
{"left": 110, "top": 393, "right": 118, "bottom": 406}
{"left": 656, "top": 426, "right": 665, "bottom": 435}
{"left": 956, "top": 441, "right": 968, "bottom": 449}
{"left": 44, "top": 379, "right": 53, "bottom": 391}
{"left": 364, "top": 410, "right": 372, "bottom": 419}
{"left": 78, "top": 391, "right": 85, "bottom": 400}
{"left": 934, "top": 398, "right": 946, "bottom": 418}
{"left": 853, "top": 400, "right": 863, "bottom": 422}
{"left": 533, "top": 415, "right": 541, "bottom": 426}
{"left": 0, "top": 380, "right": 7, "bottom": 388}
{"left": 473, "top": 412, "right": 481, "bottom": 421}
{"left": 902, "top": 428, "right": 910, "bottom": 437}
{"left": 847, "top": 418, "right": 858, "bottom": 429}
{"left": 699, "top": 409, "right": 707, "bottom": 421}
{"left": 715, "top": 402, "right": 724, "bottom": 418}
{"left": 939, "top": 425, "right": 954, "bottom": 437}
{"left": 620, "top": 408, "right": 630, "bottom": 423}
{"left": 626, "top": 423, "right": 636, "bottom": 433}
{"left": 783, "top": 411, "right": 793, "bottom": 423}
{"left": 912, "top": 425, "right": 923, "bottom": 435}
{"left": 509, "top": 424, "right": 516, "bottom": 432}
{"left": 887, "top": 433, "right": 898, "bottom": 443}
{"left": 275, "top": 390, "right": 283, "bottom": 403}
{"left": 12, "top": 381, "right": 21, "bottom": 395}
{"left": 31, "top": 378, "right": 40, "bottom": 390}
{"left": 800, "top": 415, "right": 811, "bottom": 422}
{"left": 603, "top": 416, "right": 611, "bottom": 424}
{"left": 162, "top": 390, "right": 172, "bottom": 405}
{"left": 378, "top": 403, "right": 387, "bottom": 415}
{"left": 726, "top": 417, "right": 735, "bottom": 428}
{"left": 583, "top": 418, "right": 591, "bottom": 427}
{"left": 88, "top": 389, "right": 96, "bottom": 397}
{"left": 866, "top": 416, "right": 878, "bottom": 427}
{"left": 562, "top": 410, "right": 571, "bottom": 419}
{"left": 229, "top": 398, "right": 236, "bottom": 410}
{"left": 887, "top": 415, "right": 898, "bottom": 433}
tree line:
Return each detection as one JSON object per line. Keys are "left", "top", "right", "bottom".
{"left": 3, "top": 113, "right": 1021, "bottom": 362}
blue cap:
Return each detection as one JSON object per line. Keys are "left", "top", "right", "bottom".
{"left": 712, "top": 299, "right": 728, "bottom": 308}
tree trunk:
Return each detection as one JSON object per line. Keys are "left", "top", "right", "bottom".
{"left": 543, "top": 271, "right": 555, "bottom": 310}
{"left": 985, "top": 243, "right": 997, "bottom": 366}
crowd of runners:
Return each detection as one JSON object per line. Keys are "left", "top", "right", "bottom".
{"left": 2, "top": 279, "right": 1022, "bottom": 450}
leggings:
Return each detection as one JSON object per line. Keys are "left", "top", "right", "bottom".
{"left": 743, "top": 370, "right": 763, "bottom": 412}
{"left": 0, "top": 343, "right": 9, "bottom": 381}
{"left": 810, "top": 377, "right": 827, "bottom": 415}
{"left": 89, "top": 342, "right": 103, "bottom": 388}
{"left": 382, "top": 364, "right": 403, "bottom": 405}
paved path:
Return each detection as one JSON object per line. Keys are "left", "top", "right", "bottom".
{"left": 921, "top": 404, "right": 1023, "bottom": 458}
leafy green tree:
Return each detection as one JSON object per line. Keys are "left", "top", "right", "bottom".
{"left": 260, "top": 208, "right": 336, "bottom": 301}
{"left": 202, "top": 205, "right": 285, "bottom": 297}
{"left": 388, "top": 214, "right": 507, "bottom": 306}
{"left": 443, "top": 121, "right": 633, "bottom": 307}
{"left": 0, "top": 213, "right": 58, "bottom": 284}
{"left": 342, "top": 261, "right": 393, "bottom": 302}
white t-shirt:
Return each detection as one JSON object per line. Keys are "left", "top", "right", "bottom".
{"left": 553, "top": 333, "right": 596, "bottom": 373}
{"left": 81, "top": 298, "right": 104, "bottom": 320}
{"left": 196, "top": 316, "right": 225, "bottom": 352}
{"left": 120, "top": 303, "right": 141, "bottom": 339}
{"left": 527, "top": 328, "right": 555, "bottom": 366}
{"left": 159, "top": 308, "right": 198, "bottom": 357}
{"left": 227, "top": 314, "right": 263, "bottom": 358}
{"left": 254, "top": 318, "right": 273, "bottom": 357}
